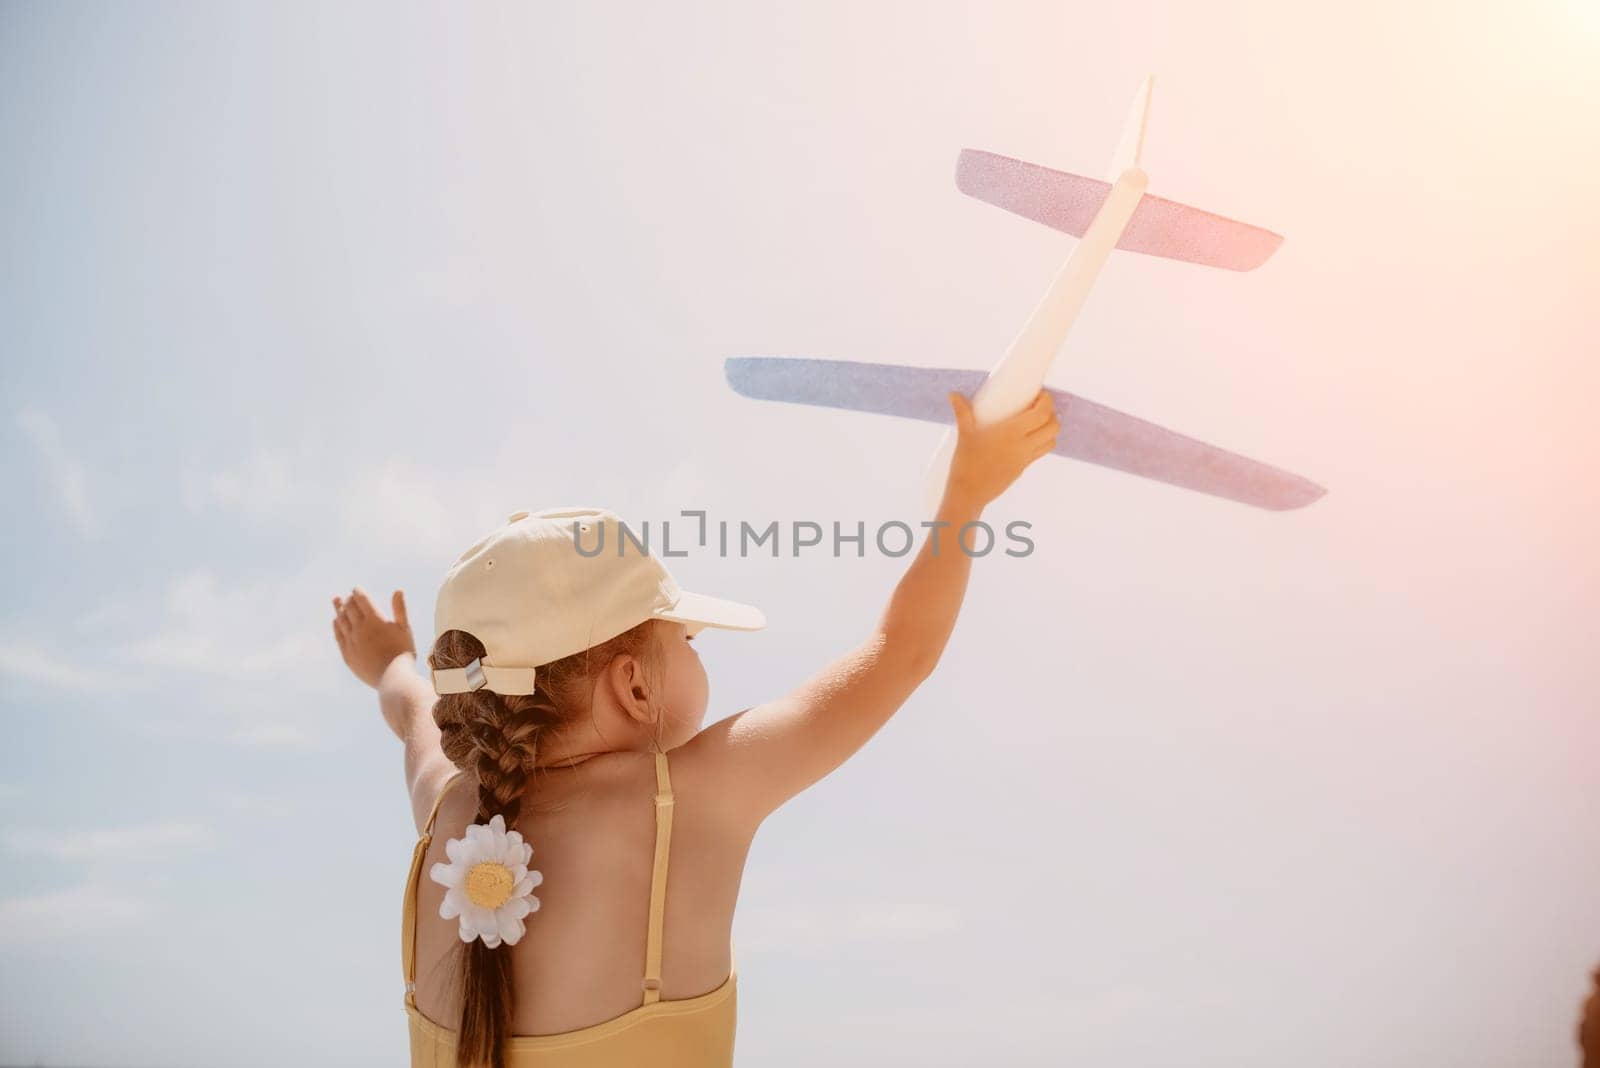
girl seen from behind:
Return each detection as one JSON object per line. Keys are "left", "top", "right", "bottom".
{"left": 331, "top": 388, "right": 1060, "bottom": 1067}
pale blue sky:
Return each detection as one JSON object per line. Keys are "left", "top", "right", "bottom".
{"left": 2, "top": 1, "right": 1596, "bottom": 1065}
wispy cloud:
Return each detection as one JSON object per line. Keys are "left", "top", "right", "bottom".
{"left": 335, "top": 459, "right": 511, "bottom": 561}
{"left": 213, "top": 789, "right": 302, "bottom": 821}
{"left": 70, "top": 599, "right": 146, "bottom": 636}
{"left": 228, "top": 721, "right": 315, "bottom": 747}
{"left": 117, "top": 569, "right": 324, "bottom": 680}
{"left": 14, "top": 439, "right": 534, "bottom": 747}
{"left": 182, "top": 440, "right": 513, "bottom": 562}
{"left": 181, "top": 444, "right": 299, "bottom": 522}
{"left": 15, "top": 408, "right": 94, "bottom": 537}
{"left": 0, "top": 882, "right": 149, "bottom": 941}
{"left": 4, "top": 557, "right": 371, "bottom": 745}
{"left": 0, "top": 638, "right": 127, "bottom": 692}
{"left": 4, "top": 822, "right": 215, "bottom": 860}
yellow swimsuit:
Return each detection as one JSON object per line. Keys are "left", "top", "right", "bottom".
{"left": 401, "top": 749, "right": 738, "bottom": 1066}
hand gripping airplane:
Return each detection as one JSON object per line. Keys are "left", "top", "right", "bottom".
{"left": 725, "top": 76, "right": 1325, "bottom": 514}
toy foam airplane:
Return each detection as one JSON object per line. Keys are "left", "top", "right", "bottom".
{"left": 725, "top": 76, "right": 1326, "bottom": 513}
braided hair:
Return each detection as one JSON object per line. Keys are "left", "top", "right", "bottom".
{"left": 428, "top": 621, "right": 665, "bottom": 1068}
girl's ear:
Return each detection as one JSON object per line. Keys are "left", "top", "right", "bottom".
{"left": 604, "top": 650, "right": 653, "bottom": 724}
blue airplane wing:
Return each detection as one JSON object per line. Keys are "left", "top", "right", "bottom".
{"left": 725, "top": 356, "right": 1325, "bottom": 511}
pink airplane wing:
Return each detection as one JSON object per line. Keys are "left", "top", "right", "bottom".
{"left": 956, "top": 148, "right": 1283, "bottom": 271}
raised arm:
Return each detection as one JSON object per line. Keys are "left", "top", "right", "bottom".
{"left": 687, "top": 388, "right": 1061, "bottom": 833}
{"left": 332, "top": 587, "right": 457, "bottom": 834}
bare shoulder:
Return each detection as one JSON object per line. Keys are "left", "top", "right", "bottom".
{"left": 408, "top": 761, "right": 466, "bottom": 836}
{"left": 667, "top": 727, "right": 766, "bottom": 840}
{"left": 672, "top": 635, "right": 932, "bottom": 839}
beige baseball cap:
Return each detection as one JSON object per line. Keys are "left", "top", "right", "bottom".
{"left": 430, "top": 506, "right": 765, "bottom": 695}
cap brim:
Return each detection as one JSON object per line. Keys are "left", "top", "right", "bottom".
{"left": 654, "top": 588, "right": 766, "bottom": 637}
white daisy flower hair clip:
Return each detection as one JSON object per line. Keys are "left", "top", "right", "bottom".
{"left": 428, "top": 813, "right": 544, "bottom": 948}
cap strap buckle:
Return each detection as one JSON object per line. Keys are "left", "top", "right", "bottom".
{"left": 430, "top": 658, "right": 538, "bottom": 696}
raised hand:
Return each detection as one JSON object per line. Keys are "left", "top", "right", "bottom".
{"left": 943, "top": 389, "right": 1061, "bottom": 509}
{"left": 331, "top": 586, "right": 417, "bottom": 689}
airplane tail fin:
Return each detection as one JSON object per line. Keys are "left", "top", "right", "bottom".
{"left": 956, "top": 148, "right": 1284, "bottom": 272}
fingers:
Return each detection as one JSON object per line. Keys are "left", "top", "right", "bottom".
{"left": 949, "top": 392, "right": 973, "bottom": 432}
{"left": 333, "top": 586, "right": 406, "bottom": 639}
{"left": 993, "top": 391, "right": 1054, "bottom": 434}
{"left": 348, "top": 586, "right": 375, "bottom": 621}
{"left": 1021, "top": 391, "right": 1056, "bottom": 431}
{"left": 331, "top": 591, "right": 361, "bottom": 643}
{"left": 1025, "top": 418, "right": 1060, "bottom": 445}
{"left": 952, "top": 390, "right": 1054, "bottom": 436}
{"left": 1024, "top": 393, "right": 1060, "bottom": 461}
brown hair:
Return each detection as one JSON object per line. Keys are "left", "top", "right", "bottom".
{"left": 428, "top": 620, "right": 668, "bottom": 1068}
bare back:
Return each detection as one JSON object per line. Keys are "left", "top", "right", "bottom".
{"left": 411, "top": 748, "right": 753, "bottom": 1035}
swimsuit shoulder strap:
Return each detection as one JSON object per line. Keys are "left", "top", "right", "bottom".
{"left": 640, "top": 748, "right": 676, "bottom": 1005}
{"left": 402, "top": 769, "right": 469, "bottom": 997}
{"left": 425, "top": 769, "right": 468, "bottom": 834}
